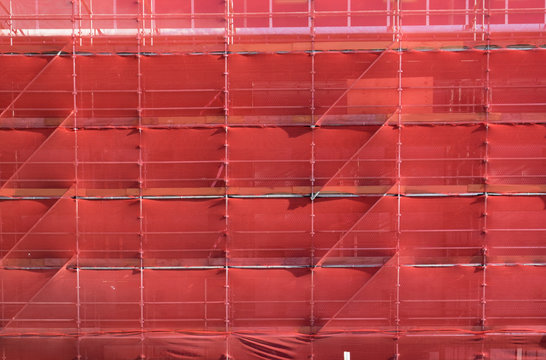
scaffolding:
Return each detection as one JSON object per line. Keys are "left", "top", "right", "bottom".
{"left": 0, "top": 0, "right": 545, "bottom": 359}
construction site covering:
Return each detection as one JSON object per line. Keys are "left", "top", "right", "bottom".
{"left": 0, "top": 0, "right": 545, "bottom": 359}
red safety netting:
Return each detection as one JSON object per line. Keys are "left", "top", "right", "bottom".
{"left": 0, "top": 0, "right": 545, "bottom": 359}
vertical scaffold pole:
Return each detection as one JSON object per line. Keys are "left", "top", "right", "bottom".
{"left": 72, "top": 0, "right": 81, "bottom": 358}
{"left": 137, "top": 0, "right": 145, "bottom": 357}
{"left": 481, "top": 0, "right": 491, "bottom": 357}
{"left": 395, "top": 0, "right": 402, "bottom": 359}
{"left": 224, "top": 0, "right": 232, "bottom": 358}
{"left": 309, "top": 0, "right": 316, "bottom": 356}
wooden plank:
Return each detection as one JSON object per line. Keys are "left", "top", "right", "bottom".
{"left": 0, "top": 113, "right": 545, "bottom": 129}
{"left": 0, "top": 184, "right": 543, "bottom": 198}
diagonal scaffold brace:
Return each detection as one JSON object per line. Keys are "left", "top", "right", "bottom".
{"left": 0, "top": 47, "right": 67, "bottom": 120}
{"left": 314, "top": 40, "right": 397, "bottom": 127}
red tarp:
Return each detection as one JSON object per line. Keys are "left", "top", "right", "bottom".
{"left": 0, "top": 0, "right": 545, "bottom": 359}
